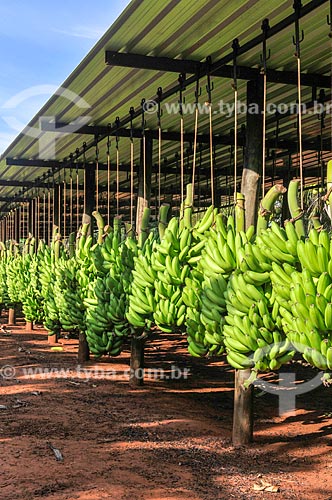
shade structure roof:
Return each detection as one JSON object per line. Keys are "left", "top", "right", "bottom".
{"left": 0, "top": 0, "right": 331, "bottom": 216}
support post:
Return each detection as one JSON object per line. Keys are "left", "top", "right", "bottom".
{"left": 233, "top": 79, "right": 263, "bottom": 446}
{"left": 84, "top": 165, "right": 96, "bottom": 236}
{"left": 130, "top": 133, "right": 152, "bottom": 386}
{"left": 78, "top": 331, "right": 90, "bottom": 364}
{"left": 8, "top": 307, "right": 16, "bottom": 326}
{"left": 129, "top": 337, "right": 145, "bottom": 387}
{"left": 136, "top": 132, "right": 153, "bottom": 234}
{"left": 26, "top": 321, "right": 33, "bottom": 331}
{"left": 241, "top": 78, "right": 264, "bottom": 229}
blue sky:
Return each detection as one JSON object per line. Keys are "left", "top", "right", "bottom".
{"left": 0, "top": 0, "right": 130, "bottom": 154}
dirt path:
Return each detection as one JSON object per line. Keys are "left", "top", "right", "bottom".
{"left": 0, "top": 314, "right": 331, "bottom": 500}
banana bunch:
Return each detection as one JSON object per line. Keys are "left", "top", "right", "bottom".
{"left": 22, "top": 250, "right": 45, "bottom": 323}
{"left": 54, "top": 256, "right": 85, "bottom": 332}
{"left": 127, "top": 231, "right": 157, "bottom": 330}
{"left": 224, "top": 270, "right": 293, "bottom": 372}
{"left": 197, "top": 212, "right": 239, "bottom": 276}
{"left": 84, "top": 224, "right": 137, "bottom": 356}
{"left": 255, "top": 221, "right": 299, "bottom": 265}
{"left": 151, "top": 217, "right": 193, "bottom": 332}
{"left": 273, "top": 262, "right": 332, "bottom": 371}
{"left": 39, "top": 238, "right": 63, "bottom": 335}
{"left": 84, "top": 277, "right": 124, "bottom": 357}
{"left": 184, "top": 273, "right": 226, "bottom": 357}
{"left": 297, "top": 228, "right": 330, "bottom": 278}
{"left": 0, "top": 250, "right": 11, "bottom": 308}
{"left": 6, "top": 253, "right": 26, "bottom": 305}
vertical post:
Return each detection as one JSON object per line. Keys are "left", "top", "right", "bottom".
{"left": 130, "top": 132, "right": 152, "bottom": 387}
{"left": 53, "top": 185, "right": 60, "bottom": 231}
{"left": 78, "top": 164, "right": 96, "bottom": 362}
{"left": 136, "top": 132, "right": 153, "bottom": 234}
{"left": 233, "top": 79, "right": 263, "bottom": 447}
{"left": 130, "top": 337, "right": 145, "bottom": 386}
{"left": 241, "top": 78, "right": 264, "bottom": 229}
{"left": 8, "top": 308, "right": 16, "bottom": 326}
{"left": 84, "top": 165, "right": 96, "bottom": 236}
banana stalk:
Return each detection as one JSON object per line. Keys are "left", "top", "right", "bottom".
{"left": 158, "top": 204, "right": 170, "bottom": 239}
{"left": 327, "top": 160, "right": 332, "bottom": 221}
{"left": 235, "top": 192, "right": 245, "bottom": 233}
{"left": 92, "top": 211, "right": 105, "bottom": 245}
{"left": 287, "top": 179, "right": 305, "bottom": 238}
{"left": 68, "top": 232, "right": 76, "bottom": 257}
{"left": 138, "top": 207, "right": 150, "bottom": 247}
{"left": 183, "top": 183, "right": 193, "bottom": 229}
{"left": 256, "top": 184, "right": 287, "bottom": 235}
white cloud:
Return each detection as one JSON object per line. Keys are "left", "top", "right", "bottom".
{"left": 52, "top": 25, "right": 105, "bottom": 40}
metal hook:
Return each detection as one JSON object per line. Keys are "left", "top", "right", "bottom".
{"left": 231, "top": 38, "right": 240, "bottom": 90}
{"left": 205, "top": 56, "right": 214, "bottom": 104}
{"left": 328, "top": 0, "right": 332, "bottom": 36}
{"left": 292, "top": 0, "right": 304, "bottom": 57}
{"left": 260, "top": 18, "right": 271, "bottom": 74}
{"left": 157, "top": 87, "right": 163, "bottom": 122}
{"left": 140, "top": 99, "right": 147, "bottom": 131}
{"left": 178, "top": 73, "right": 186, "bottom": 115}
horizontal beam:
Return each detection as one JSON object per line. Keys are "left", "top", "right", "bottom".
{"left": 41, "top": 120, "right": 236, "bottom": 146}
{"left": 40, "top": 122, "right": 332, "bottom": 153}
{"left": 105, "top": 51, "right": 331, "bottom": 88}
{"left": 0, "top": 179, "right": 47, "bottom": 188}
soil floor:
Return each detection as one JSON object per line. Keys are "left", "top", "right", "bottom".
{"left": 0, "top": 312, "right": 332, "bottom": 500}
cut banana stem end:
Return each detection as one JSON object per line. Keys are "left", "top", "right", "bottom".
{"left": 287, "top": 179, "right": 305, "bottom": 238}
{"left": 257, "top": 184, "right": 287, "bottom": 235}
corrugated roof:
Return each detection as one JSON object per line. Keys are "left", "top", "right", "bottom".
{"left": 0, "top": 0, "right": 331, "bottom": 218}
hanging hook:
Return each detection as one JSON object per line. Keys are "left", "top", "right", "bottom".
{"left": 140, "top": 99, "right": 146, "bottom": 135}
{"left": 115, "top": 116, "right": 120, "bottom": 148}
{"left": 178, "top": 73, "right": 186, "bottom": 115}
{"left": 129, "top": 106, "right": 135, "bottom": 141}
{"left": 260, "top": 18, "right": 271, "bottom": 74}
{"left": 292, "top": 0, "right": 304, "bottom": 57}
{"left": 231, "top": 38, "right": 240, "bottom": 90}
{"left": 317, "top": 89, "right": 326, "bottom": 128}
{"left": 194, "top": 71, "right": 201, "bottom": 104}
{"left": 328, "top": 0, "right": 332, "bottom": 37}
{"left": 205, "top": 56, "right": 214, "bottom": 105}
{"left": 95, "top": 135, "right": 99, "bottom": 161}
{"left": 157, "top": 86, "right": 163, "bottom": 125}
{"left": 106, "top": 123, "right": 111, "bottom": 155}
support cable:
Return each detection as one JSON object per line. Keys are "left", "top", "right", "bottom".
{"left": 130, "top": 106, "right": 135, "bottom": 228}
{"left": 293, "top": 0, "right": 305, "bottom": 209}
{"left": 178, "top": 73, "right": 186, "bottom": 206}
{"left": 83, "top": 142, "right": 87, "bottom": 214}
{"left": 95, "top": 137, "right": 99, "bottom": 212}
{"left": 232, "top": 39, "right": 240, "bottom": 204}
{"left": 260, "top": 19, "right": 271, "bottom": 199}
{"left": 157, "top": 87, "right": 163, "bottom": 209}
{"left": 115, "top": 117, "right": 120, "bottom": 217}
{"left": 191, "top": 76, "right": 200, "bottom": 202}
{"left": 206, "top": 56, "right": 215, "bottom": 206}
{"left": 106, "top": 126, "right": 111, "bottom": 225}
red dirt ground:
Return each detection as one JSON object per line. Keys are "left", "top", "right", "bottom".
{"left": 0, "top": 312, "right": 332, "bottom": 500}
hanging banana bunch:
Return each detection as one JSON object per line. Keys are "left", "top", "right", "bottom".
{"left": 84, "top": 216, "right": 137, "bottom": 356}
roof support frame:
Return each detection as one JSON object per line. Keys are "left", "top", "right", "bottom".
{"left": 105, "top": 51, "right": 331, "bottom": 89}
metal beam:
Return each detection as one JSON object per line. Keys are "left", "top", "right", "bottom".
{"left": 0, "top": 179, "right": 47, "bottom": 188}
{"left": 105, "top": 51, "right": 331, "bottom": 88}
{"left": 39, "top": 122, "right": 332, "bottom": 153}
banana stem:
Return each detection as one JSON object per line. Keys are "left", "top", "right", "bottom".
{"left": 183, "top": 183, "right": 193, "bottom": 229}
{"left": 92, "top": 211, "right": 105, "bottom": 245}
{"left": 287, "top": 179, "right": 305, "bottom": 238}
{"left": 235, "top": 193, "right": 245, "bottom": 233}
{"left": 256, "top": 184, "right": 287, "bottom": 235}
{"left": 68, "top": 232, "right": 76, "bottom": 257}
{"left": 327, "top": 160, "right": 332, "bottom": 222}
{"left": 138, "top": 207, "right": 150, "bottom": 248}
{"left": 158, "top": 204, "right": 170, "bottom": 240}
